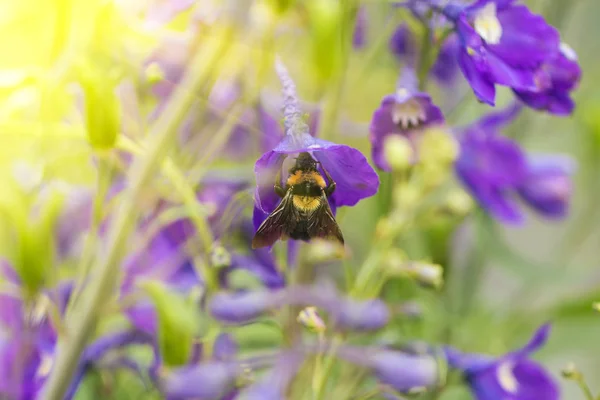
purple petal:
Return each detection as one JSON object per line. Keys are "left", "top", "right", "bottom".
{"left": 163, "top": 362, "right": 240, "bottom": 400}
{"left": 213, "top": 334, "right": 238, "bottom": 362}
{"left": 457, "top": 48, "right": 496, "bottom": 105}
{"left": 490, "top": 5, "right": 559, "bottom": 68}
{"left": 0, "top": 292, "right": 23, "bottom": 332}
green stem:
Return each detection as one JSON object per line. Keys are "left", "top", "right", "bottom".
{"left": 417, "top": 22, "right": 433, "bottom": 90}
{"left": 42, "top": 26, "right": 234, "bottom": 400}
{"left": 69, "top": 152, "right": 113, "bottom": 309}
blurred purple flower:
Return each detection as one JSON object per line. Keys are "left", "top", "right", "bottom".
{"left": 514, "top": 43, "right": 582, "bottom": 116}
{"left": 455, "top": 103, "right": 575, "bottom": 223}
{"left": 443, "top": 0, "right": 560, "bottom": 105}
{"left": 444, "top": 324, "right": 559, "bottom": 400}
{"left": 517, "top": 154, "right": 575, "bottom": 219}
{"left": 237, "top": 352, "right": 304, "bottom": 400}
{"left": 337, "top": 346, "right": 438, "bottom": 393}
{"left": 389, "top": 24, "right": 459, "bottom": 85}
{"left": 353, "top": 6, "right": 368, "bottom": 49}
{"left": 209, "top": 284, "right": 389, "bottom": 331}
{"left": 254, "top": 59, "right": 379, "bottom": 229}
{"left": 162, "top": 361, "right": 241, "bottom": 400}
{"left": 369, "top": 67, "right": 445, "bottom": 171}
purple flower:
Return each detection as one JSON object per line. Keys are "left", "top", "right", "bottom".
{"left": 237, "top": 352, "right": 304, "bottom": 400}
{"left": 455, "top": 103, "right": 575, "bottom": 223}
{"left": 337, "top": 346, "right": 438, "bottom": 393}
{"left": 517, "top": 154, "right": 575, "bottom": 219}
{"left": 254, "top": 59, "right": 379, "bottom": 230}
{"left": 209, "top": 284, "right": 389, "bottom": 331}
{"left": 514, "top": 43, "right": 582, "bottom": 116}
{"left": 389, "top": 24, "right": 459, "bottom": 85}
{"left": 369, "top": 68, "right": 445, "bottom": 171}
{"left": 162, "top": 361, "right": 241, "bottom": 400}
{"left": 444, "top": 0, "right": 560, "bottom": 105}
{"left": 445, "top": 324, "right": 559, "bottom": 400}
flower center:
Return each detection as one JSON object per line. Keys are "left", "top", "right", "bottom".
{"left": 474, "top": 3, "right": 502, "bottom": 45}
{"left": 497, "top": 361, "right": 519, "bottom": 394}
{"left": 392, "top": 92, "right": 426, "bottom": 129}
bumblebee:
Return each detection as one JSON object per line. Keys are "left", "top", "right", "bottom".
{"left": 252, "top": 152, "right": 344, "bottom": 249}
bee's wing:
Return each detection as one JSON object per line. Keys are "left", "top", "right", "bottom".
{"left": 252, "top": 191, "right": 295, "bottom": 249}
{"left": 307, "top": 193, "right": 344, "bottom": 245}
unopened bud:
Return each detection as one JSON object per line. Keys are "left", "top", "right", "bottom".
{"left": 297, "top": 306, "right": 326, "bottom": 333}
{"left": 445, "top": 189, "right": 474, "bottom": 216}
{"left": 79, "top": 64, "right": 121, "bottom": 150}
{"left": 393, "top": 185, "right": 420, "bottom": 211}
{"left": 211, "top": 245, "right": 231, "bottom": 269}
{"left": 384, "top": 135, "right": 413, "bottom": 171}
{"left": 561, "top": 362, "right": 582, "bottom": 380}
{"left": 144, "top": 62, "right": 165, "bottom": 85}
{"left": 419, "top": 127, "right": 459, "bottom": 166}
{"left": 390, "top": 262, "right": 443, "bottom": 290}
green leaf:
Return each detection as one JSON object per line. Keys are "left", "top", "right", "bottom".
{"left": 141, "top": 281, "right": 200, "bottom": 367}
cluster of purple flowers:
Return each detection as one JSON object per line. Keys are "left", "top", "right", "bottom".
{"left": 0, "top": 0, "right": 582, "bottom": 399}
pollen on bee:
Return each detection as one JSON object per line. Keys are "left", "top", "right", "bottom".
{"left": 474, "top": 2, "right": 503, "bottom": 45}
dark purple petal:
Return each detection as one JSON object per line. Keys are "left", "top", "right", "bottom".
{"left": 457, "top": 47, "right": 496, "bottom": 105}
{"left": 229, "top": 254, "right": 285, "bottom": 289}
{"left": 389, "top": 24, "right": 416, "bottom": 62}
{"left": 471, "top": 101, "right": 523, "bottom": 132}
{"left": 490, "top": 5, "right": 559, "bottom": 68}
{"left": 469, "top": 359, "right": 559, "bottom": 400}
{"left": 515, "top": 323, "right": 552, "bottom": 356}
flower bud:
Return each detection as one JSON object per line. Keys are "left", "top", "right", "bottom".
{"left": 561, "top": 362, "right": 582, "bottom": 380}
{"left": 144, "top": 62, "right": 165, "bottom": 85}
{"left": 419, "top": 127, "right": 459, "bottom": 166}
{"left": 163, "top": 362, "right": 239, "bottom": 400}
{"left": 210, "top": 245, "right": 232, "bottom": 269}
{"left": 445, "top": 189, "right": 474, "bottom": 216}
{"left": 390, "top": 262, "right": 443, "bottom": 290}
{"left": 336, "top": 298, "right": 390, "bottom": 331}
{"left": 297, "top": 306, "right": 326, "bottom": 333}
{"left": 209, "top": 290, "right": 275, "bottom": 323}
{"left": 384, "top": 135, "right": 413, "bottom": 171}
{"left": 78, "top": 64, "right": 121, "bottom": 150}
{"left": 593, "top": 302, "right": 600, "bottom": 313}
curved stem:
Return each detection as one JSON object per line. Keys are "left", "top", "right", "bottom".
{"left": 42, "top": 26, "right": 235, "bottom": 400}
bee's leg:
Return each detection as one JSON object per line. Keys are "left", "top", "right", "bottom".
{"left": 274, "top": 168, "right": 286, "bottom": 198}
{"left": 321, "top": 164, "right": 336, "bottom": 197}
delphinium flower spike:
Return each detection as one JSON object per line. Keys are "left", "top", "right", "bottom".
{"left": 253, "top": 57, "right": 379, "bottom": 247}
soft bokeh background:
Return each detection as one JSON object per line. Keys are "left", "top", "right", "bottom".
{"left": 0, "top": 0, "right": 597, "bottom": 398}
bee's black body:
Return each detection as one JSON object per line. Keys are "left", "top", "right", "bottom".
{"left": 252, "top": 152, "right": 344, "bottom": 249}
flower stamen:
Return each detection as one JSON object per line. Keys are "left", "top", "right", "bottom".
{"left": 392, "top": 93, "right": 427, "bottom": 130}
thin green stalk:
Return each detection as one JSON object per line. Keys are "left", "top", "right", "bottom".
{"left": 417, "top": 22, "right": 433, "bottom": 90}
{"left": 42, "top": 26, "right": 235, "bottom": 400}
{"left": 68, "top": 153, "right": 114, "bottom": 309}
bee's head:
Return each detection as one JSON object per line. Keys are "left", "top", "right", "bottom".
{"left": 292, "top": 152, "right": 318, "bottom": 172}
